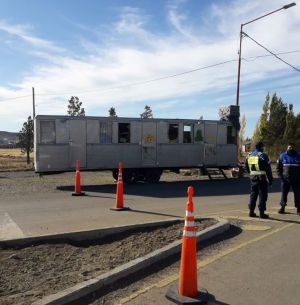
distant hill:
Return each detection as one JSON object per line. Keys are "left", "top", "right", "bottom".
{"left": 0, "top": 131, "right": 19, "bottom": 146}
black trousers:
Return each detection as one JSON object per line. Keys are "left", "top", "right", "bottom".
{"left": 249, "top": 177, "right": 268, "bottom": 212}
{"left": 280, "top": 179, "right": 300, "bottom": 208}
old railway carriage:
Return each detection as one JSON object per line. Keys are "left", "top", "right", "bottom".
{"left": 34, "top": 114, "right": 238, "bottom": 182}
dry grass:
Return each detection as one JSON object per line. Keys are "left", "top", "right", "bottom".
{"left": 0, "top": 148, "right": 33, "bottom": 171}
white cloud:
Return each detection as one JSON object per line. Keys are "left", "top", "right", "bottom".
{"left": 0, "top": 19, "right": 64, "bottom": 52}
{"left": 0, "top": 0, "right": 299, "bottom": 132}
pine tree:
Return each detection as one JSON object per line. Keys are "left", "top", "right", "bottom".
{"left": 108, "top": 107, "right": 117, "bottom": 117}
{"left": 264, "top": 94, "right": 287, "bottom": 158}
{"left": 251, "top": 94, "right": 270, "bottom": 149}
{"left": 140, "top": 105, "right": 153, "bottom": 119}
{"left": 67, "top": 96, "right": 85, "bottom": 116}
{"left": 294, "top": 113, "right": 300, "bottom": 149}
{"left": 19, "top": 116, "right": 34, "bottom": 164}
{"left": 283, "top": 104, "right": 296, "bottom": 144}
{"left": 251, "top": 121, "right": 261, "bottom": 150}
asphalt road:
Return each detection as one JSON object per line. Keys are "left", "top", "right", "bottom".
{"left": 0, "top": 172, "right": 287, "bottom": 238}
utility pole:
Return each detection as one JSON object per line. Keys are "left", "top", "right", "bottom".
{"left": 32, "top": 87, "right": 36, "bottom": 119}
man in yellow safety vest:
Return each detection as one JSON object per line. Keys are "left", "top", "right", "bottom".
{"left": 245, "top": 142, "right": 273, "bottom": 218}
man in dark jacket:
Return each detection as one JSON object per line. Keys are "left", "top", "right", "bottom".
{"left": 245, "top": 142, "right": 273, "bottom": 218}
{"left": 277, "top": 143, "right": 300, "bottom": 215}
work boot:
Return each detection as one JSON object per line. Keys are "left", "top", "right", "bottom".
{"left": 259, "top": 211, "right": 269, "bottom": 219}
{"left": 278, "top": 206, "right": 285, "bottom": 214}
{"left": 249, "top": 210, "right": 257, "bottom": 217}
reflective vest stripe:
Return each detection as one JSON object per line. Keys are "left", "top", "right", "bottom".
{"left": 250, "top": 170, "right": 266, "bottom": 175}
{"left": 283, "top": 164, "right": 300, "bottom": 167}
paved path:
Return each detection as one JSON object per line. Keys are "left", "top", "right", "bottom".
{"left": 0, "top": 177, "right": 287, "bottom": 239}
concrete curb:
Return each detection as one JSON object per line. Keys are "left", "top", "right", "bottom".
{"left": 32, "top": 218, "right": 230, "bottom": 305}
{"left": 0, "top": 218, "right": 184, "bottom": 248}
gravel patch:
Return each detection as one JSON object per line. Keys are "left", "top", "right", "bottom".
{"left": 0, "top": 218, "right": 216, "bottom": 305}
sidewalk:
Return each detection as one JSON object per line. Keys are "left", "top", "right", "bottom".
{"left": 120, "top": 218, "right": 300, "bottom": 305}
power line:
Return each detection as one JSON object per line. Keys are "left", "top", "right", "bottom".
{"left": 243, "top": 50, "right": 300, "bottom": 62}
{"left": 243, "top": 31, "right": 300, "bottom": 73}
{"left": 36, "top": 59, "right": 237, "bottom": 97}
{"left": 0, "top": 94, "right": 31, "bottom": 103}
{"left": 0, "top": 49, "right": 299, "bottom": 103}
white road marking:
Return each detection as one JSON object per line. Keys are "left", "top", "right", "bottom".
{"left": 0, "top": 212, "right": 24, "bottom": 240}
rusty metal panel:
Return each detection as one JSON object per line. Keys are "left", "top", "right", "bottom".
{"left": 157, "top": 144, "right": 203, "bottom": 167}
{"left": 112, "top": 122, "right": 118, "bottom": 143}
{"left": 204, "top": 123, "right": 217, "bottom": 144}
{"left": 217, "top": 124, "right": 227, "bottom": 145}
{"left": 56, "top": 119, "right": 69, "bottom": 144}
{"left": 204, "top": 144, "right": 217, "bottom": 166}
{"left": 131, "top": 121, "right": 141, "bottom": 144}
{"left": 40, "top": 120, "right": 55, "bottom": 144}
{"left": 142, "top": 121, "right": 156, "bottom": 166}
{"left": 69, "top": 119, "right": 86, "bottom": 168}
{"left": 37, "top": 145, "right": 69, "bottom": 171}
{"left": 87, "top": 120, "right": 99, "bottom": 144}
{"left": 216, "top": 144, "right": 237, "bottom": 166}
{"left": 87, "top": 144, "right": 141, "bottom": 169}
{"left": 157, "top": 121, "right": 168, "bottom": 144}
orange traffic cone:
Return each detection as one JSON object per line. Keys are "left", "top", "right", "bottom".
{"left": 179, "top": 186, "right": 197, "bottom": 296}
{"left": 110, "top": 162, "right": 130, "bottom": 211}
{"left": 166, "top": 186, "right": 208, "bottom": 304}
{"left": 72, "top": 160, "right": 85, "bottom": 196}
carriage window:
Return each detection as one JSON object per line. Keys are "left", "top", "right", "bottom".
{"left": 40, "top": 121, "right": 55, "bottom": 144}
{"left": 168, "top": 124, "right": 178, "bottom": 143}
{"left": 227, "top": 126, "right": 236, "bottom": 144}
{"left": 183, "top": 125, "right": 193, "bottom": 143}
{"left": 118, "top": 123, "right": 130, "bottom": 143}
{"left": 100, "top": 122, "right": 112, "bottom": 143}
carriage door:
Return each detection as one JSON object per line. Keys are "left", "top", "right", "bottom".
{"left": 204, "top": 123, "right": 217, "bottom": 166}
{"left": 69, "top": 119, "right": 87, "bottom": 169}
{"left": 141, "top": 122, "right": 157, "bottom": 166}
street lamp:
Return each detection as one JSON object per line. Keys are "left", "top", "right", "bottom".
{"left": 235, "top": 2, "right": 296, "bottom": 106}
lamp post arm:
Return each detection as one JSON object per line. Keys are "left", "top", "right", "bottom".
{"left": 242, "top": 2, "right": 295, "bottom": 26}
{"left": 243, "top": 7, "right": 284, "bottom": 26}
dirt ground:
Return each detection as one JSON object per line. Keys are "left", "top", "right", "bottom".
{"left": 0, "top": 149, "right": 33, "bottom": 171}
{"left": 0, "top": 218, "right": 216, "bottom": 305}
{"left": 0, "top": 169, "right": 230, "bottom": 199}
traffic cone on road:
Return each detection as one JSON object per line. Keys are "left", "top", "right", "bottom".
{"left": 166, "top": 186, "right": 208, "bottom": 304}
{"left": 72, "top": 160, "right": 85, "bottom": 196}
{"left": 110, "top": 162, "right": 130, "bottom": 211}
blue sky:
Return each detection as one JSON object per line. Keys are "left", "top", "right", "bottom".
{"left": 0, "top": 0, "right": 299, "bottom": 137}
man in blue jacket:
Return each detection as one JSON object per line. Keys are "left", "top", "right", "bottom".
{"left": 245, "top": 142, "right": 273, "bottom": 218}
{"left": 277, "top": 143, "right": 300, "bottom": 215}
